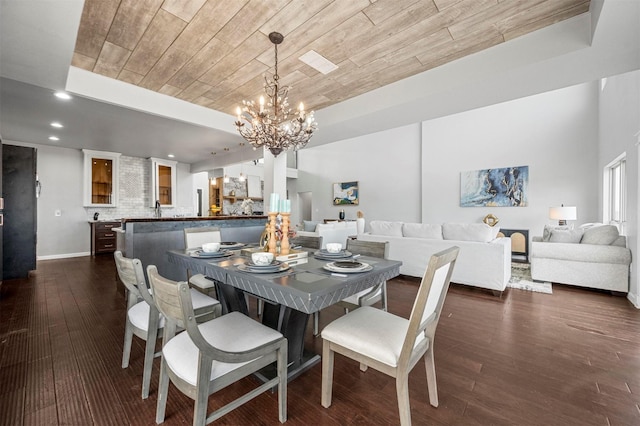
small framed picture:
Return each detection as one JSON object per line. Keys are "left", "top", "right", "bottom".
{"left": 333, "top": 181, "right": 359, "bottom": 205}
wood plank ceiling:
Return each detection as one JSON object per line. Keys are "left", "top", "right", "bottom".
{"left": 73, "top": 0, "right": 590, "bottom": 116}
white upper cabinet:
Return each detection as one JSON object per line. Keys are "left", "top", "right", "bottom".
{"left": 83, "top": 149, "right": 121, "bottom": 207}
{"left": 150, "top": 157, "right": 177, "bottom": 207}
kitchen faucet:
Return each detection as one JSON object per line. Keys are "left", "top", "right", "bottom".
{"left": 155, "top": 200, "right": 161, "bottom": 218}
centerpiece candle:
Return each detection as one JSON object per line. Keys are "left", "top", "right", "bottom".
{"left": 269, "top": 193, "right": 280, "bottom": 212}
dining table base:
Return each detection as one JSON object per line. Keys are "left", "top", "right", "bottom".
{"left": 258, "top": 301, "right": 320, "bottom": 382}
{"left": 254, "top": 349, "right": 320, "bottom": 384}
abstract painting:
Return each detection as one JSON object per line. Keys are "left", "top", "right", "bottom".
{"left": 333, "top": 181, "right": 359, "bottom": 205}
{"left": 461, "top": 166, "right": 528, "bottom": 207}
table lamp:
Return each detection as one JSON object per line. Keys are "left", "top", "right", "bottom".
{"left": 549, "top": 205, "right": 577, "bottom": 226}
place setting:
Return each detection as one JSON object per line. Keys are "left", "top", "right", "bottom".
{"left": 237, "top": 252, "right": 291, "bottom": 274}
{"left": 314, "top": 243, "right": 353, "bottom": 260}
{"left": 323, "top": 259, "right": 372, "bottom": 274}
{"left": 189, "top": 242, "right": 234, "bottom": 259}
{"left": 220, "top": 241, "right": 245, "bottom": 250}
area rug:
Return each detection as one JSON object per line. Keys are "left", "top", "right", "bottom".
{"left": 508, "top": 263, "right": 553, "bottom": 294}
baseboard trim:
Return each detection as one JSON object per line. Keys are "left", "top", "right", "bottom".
{"left": 37, "top": 252, "right": 91, "bottom": 260}
{"left": 627, "top": 291, "right": 640, "bottom": 309}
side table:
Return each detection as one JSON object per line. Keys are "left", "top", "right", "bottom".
{"left": 498, "top": 229, "right": 529, "bottom": 263}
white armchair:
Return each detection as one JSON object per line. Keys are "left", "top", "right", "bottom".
{"left": 296, "top": 221, "right": 357, "bottom": 249}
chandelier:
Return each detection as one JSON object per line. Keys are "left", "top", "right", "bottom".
{"left": 234, "top": 32, "right": 318, "bottom": 157}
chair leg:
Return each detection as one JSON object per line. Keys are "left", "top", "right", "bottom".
{"left": 141, "top": 326, "right": 158, "bottom": 399}
{"left": 424, "top": 345, "right": 439, "bottom": 407}
{"left": 396, "top": 375, "right": 412, "bottom": 426}
{"left": 121, "top": 320, "right": 133, "bottom": 368}
{"left": 381, "top": 281, "right": 388, "bottom": 311}
{"left": 314, "top": 311, "right": 319, "bottom": 336}
{"left": 321, "top": 341, "right": 334, "bottom": 408}
{"left": 156, "top": 358, "right": 170, "bottom": 424}
{"left": 193, "top": 356, "right": 213, "bottom": 426}
{"left": 277, "top": 341, "right": 288, "bottom": 423}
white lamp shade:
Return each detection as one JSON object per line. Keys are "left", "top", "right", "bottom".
{"left": 549, "top": 206, "right": 577, "bottom": 221}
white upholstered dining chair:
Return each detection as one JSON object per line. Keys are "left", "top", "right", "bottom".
{"left": 114, "top": 251, "right": 221, "bottom": 399}
{"left": 313, "top": 238, "right": 387, "bottom": 335}
{"left": 183, "top": 226, "right": 222, "bottom": 291}
{"left": 147, "top": 265, "right": 288, "bottom": 425}
{"left": 320, "top": 246, "right": 459, "bottom": 426}
{"left": 338, "top": 239, "right": 389, "bottom": 313}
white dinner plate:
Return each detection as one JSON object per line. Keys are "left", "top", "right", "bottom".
{"left": 314, "top": 250, "right": 352, "bottom": 260}
{"left": 191, "top": 249, "right": 232, "bottom": 259}
{"left": 323, "top": 261, "right": 372, "bottom": 273}
{"left": 245, "top": 260, "right": 283, "bottom": 269}
{"left": 220, "top": 242, "right": 245, "bottom": 249}
{"left": 237, "top": 263, "right": 291, "bottom": 274}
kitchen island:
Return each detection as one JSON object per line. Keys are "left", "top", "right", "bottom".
{"left": 118, "top": 216, "right": 267, "bottom": 281}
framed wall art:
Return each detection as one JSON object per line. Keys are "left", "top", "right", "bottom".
{"left": 460, "top": 166, "right": 528, "bottom": 207}
{"left": 333, "top": 181, "right": 359, "bottom": 205}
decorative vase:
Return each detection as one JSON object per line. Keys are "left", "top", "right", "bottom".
{"left": 339, "top": 209, "right": 345, "bottom": 220}
{"left": 356, "top": 217, "right": 365, "bottom": 234}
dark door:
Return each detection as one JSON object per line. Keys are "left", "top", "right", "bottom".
{"left": 0, "top": 141, "right": 3, "bottom": 284}
{"left": 2, "top": 145, "right": 37, "bottom": 279}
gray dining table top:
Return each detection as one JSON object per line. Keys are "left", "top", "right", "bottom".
{"left": 167, "top": 249, "right": 402, "bottom": 314}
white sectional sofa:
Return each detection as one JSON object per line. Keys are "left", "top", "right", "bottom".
{"left": 530, "top": 224, "right": 632, "bottom": 292}
{"left": 358, "top": 221, "right": 511, "bottom": 292}
{"left": 296, "top": 221, "right": 358, "bottom": 249}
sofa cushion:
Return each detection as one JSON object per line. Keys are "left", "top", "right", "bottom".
{"left": 580, "top": 225, "right": 619, "bottom": 245}
{"left": 543, "top": 224, "right": 571, "bottom": 241}
{"left": 402, "top": 223, "right": 443, "bottom": 239}
{"left": 548, "top": 229, "right": 584, "bottom": 243}
{"left": 442, "top": 223, "right": 497, "bottom": 242}
{"left": 369, "top": 220, "right": 403, "bottom": 237}
{"left": 303, "top": 220, "right": 320, "bottom": 232}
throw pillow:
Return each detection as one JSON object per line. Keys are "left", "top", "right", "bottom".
{"left": 402, "top": 223, "right": 443, "bottom": 239}
{"left": 580, "top": 225, "right": 619, "bottom": 245}
{"left": 542, "top": 224, "right": 571, "bottom": 241}
{"left": 548, "top": 229, "right": 584, "bottom": 243}
{"left": 369, "top": 220, "right": 403, "bottom": 237}
{"left": 442, "top": 223, "right": 494, "bottom": 242}
{"left": 303, "top": 220, "right": 320, "bottom": 232}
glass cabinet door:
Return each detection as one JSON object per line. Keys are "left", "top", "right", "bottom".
{"left": 150, "top": 158, "right": 177, "bottom": 207}
{"left": 83, "top": 150, "right": 120, "bottom": 207}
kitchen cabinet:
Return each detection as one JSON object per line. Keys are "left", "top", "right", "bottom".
{"left": 150, "top": 158, "right": 177, "bottom": 207}
{"left": 83, "top": 149, "right": 120, "bottom": 207}
{"left": 90, "top": 221, "right": 120, "bottom": 255}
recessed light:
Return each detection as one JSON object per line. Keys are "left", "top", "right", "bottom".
{"left": 50, "top": 122, "right": 63, "bottom": 128}
{"left": 54, "top": 92, "right": 72, "bottom": 100}
{"left": 167, "top": 154, "right": 175, "bottom": 158}
{"left": 48, "top": 136, "right": 60, "bottom": 141}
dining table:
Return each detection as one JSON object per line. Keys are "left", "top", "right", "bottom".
{"left": 167, "top": 246, "right": 402, "bottom": 381}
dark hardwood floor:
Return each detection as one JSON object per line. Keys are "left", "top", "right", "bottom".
{"left": 1, "top": 255, "right": 639, "bottom": 425}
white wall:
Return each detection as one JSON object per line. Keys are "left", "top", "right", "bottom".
{"left": 35, "top": 144, "right": 89, "bottom": 257}
{"left": 296, "top": 123, "right": 422, "bottom": 226}
{"left": 297, "top": 83, "right": 600, "bottom": 239}
{"left": 598, "top": 69, "right": 640, "bottom": 306}
{"left": 422, "top": 82, "right": 600, "bottom": 234}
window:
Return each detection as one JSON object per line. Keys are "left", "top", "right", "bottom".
{"left": 604, "top": 153, "right": 626, "bottom": 233}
